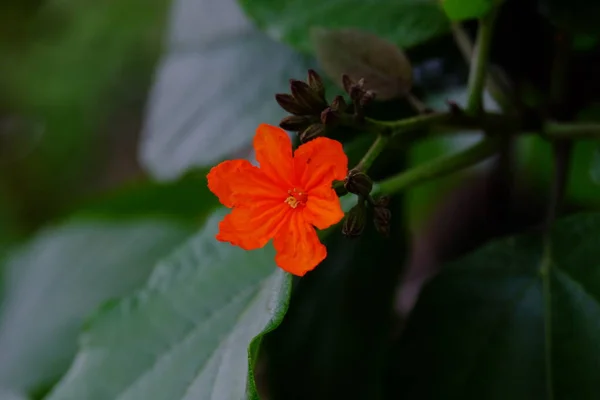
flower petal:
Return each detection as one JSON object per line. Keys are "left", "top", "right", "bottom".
{"left": 217, "top": 201, "right": 291, "bottom": 250}
{"left": 207, "top": 159, "right": 284, "bottom": 208}
{"left": 304, "top": 184, "right": 345, "bottom": 230}
{"left": 254, "top": 124, "right": 294, "bottom": 187}
{"left": 294, "top": 137, "right": 348, "bottom": 191}
{"left": 273, "top": 212, "right": 327, "bottom": 276}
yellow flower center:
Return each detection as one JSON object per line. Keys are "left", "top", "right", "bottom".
{"left": 284, "top": 188, "right": 308, "bottom": 209}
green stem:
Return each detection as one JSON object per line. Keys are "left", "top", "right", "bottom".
{"left": 544, "top": 122, "right": 600, "bottom": 140}
{"left": 375, "top": 136, "right": 500, "bottom": 195}
{"left": 356, "top": 135, "right": 389, "bottom": 172}
{"left": 451, "top": 22, "right": 513, "bottom": 112}
{"left": 360, "top": 112, "right": 450, "bottom": 135}
{"left": 465, "top": 10, "right": 498, "bottom": 115}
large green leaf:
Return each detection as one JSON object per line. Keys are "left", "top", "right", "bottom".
{"left": 0, "top": 175, "right": 218, "bottom": 395}
{"left": 238, "top": 0, "right": 450, "bottom": 54}
{"left": 47, "top": 209, "right": 292, "bottom": 400}
{"left": 391, "top": 213, "right": 600, "bottom": 399}
{"left": 0, "top": 218, "right": 192, "bottom": 395}
{"left": 140, "top": 0, "right": 313, "bottom": 180}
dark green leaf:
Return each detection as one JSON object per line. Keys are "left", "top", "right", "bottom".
{"left": 238, "top": 0, "right": 449, "bottom": 54}
{"left": 264, "top": 195, "right": 408, "bottom": 400}
{"left": 442, "top": 0, "right": 494, "bottom": 21}
{"left": 140, "top": 0, "right": 313, "bottom": 180}
{"left": 390, "top": 213, "right": 600, "bottom": 399}
{"left": 46, "top": 210, "right": 292, "bottom": 400}
{"left": 539, "top": 0, "right": 600, "bottom": 35}
{"left": 592, "top": 145, "right": 600, "bottom": 185}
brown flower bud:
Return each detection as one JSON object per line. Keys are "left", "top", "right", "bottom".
{"left": 373, "top": 204, "right": 392, "bottom": 238}
{"left": 374, "top": 195, "right": 391, "bottom": 208}
{"left": 290, "top": 80, "right": 327, "bottom": 114}
{"left": 330, "top": 95, "right": 348, "bottom": 113}
{"left": 342, "top": 202, "right": 367, "bottom": 238}
{"left": 275, "top": 93, "right": 311, "bottom": 115}
{"left": 307, "top": 69, "right": 326, "bottom": 101}
{"left": 360, "top": 90, "right": 376, "bottom": 107}
{"left": 344, "top": 169, "right": 373, "bottom": 197}
{"left": 342, "top": 74, "right": 354, "bottom": 94}
{"left": 299, "top": 123, "right": 325, "bottom": 143}
{"left": 349, "top": 80, "right": 365, "bottom": 103}
{"left": 279, "top": 115, "right": 313, "bottom": 132}
{"left": 320, "top": 107, "right": 340, "bottom": 126}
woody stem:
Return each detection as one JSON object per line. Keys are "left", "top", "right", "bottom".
{"left": 374, "top": 135, "right": 501, "bottom": 195}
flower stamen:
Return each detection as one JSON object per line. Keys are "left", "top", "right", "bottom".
{"left": 285, "top": 188, "right": 308, "bottom": 209}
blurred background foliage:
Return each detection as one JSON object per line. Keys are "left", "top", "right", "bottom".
{"left": 0, "top": 0, "right": 599, "bottom": 398}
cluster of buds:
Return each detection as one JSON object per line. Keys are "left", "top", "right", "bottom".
{"left": 275, "top": 70, "right": 331, "bottom": 143}
{"left": 341, "top": 168, "right": 391, "bottom": 239}
{"left": 342, "top": 194, "right": 392, "bottom": 238}
{"left": 342, "top": 75, "right": 376, "bottom": 122}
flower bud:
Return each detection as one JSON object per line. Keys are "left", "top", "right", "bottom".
{"left": 374, "top": 195, "right": 391, "bottom": 208}
{"left": 320, "top": 107, "right": 340, "bottom": 126}
{"left": 299, "top": 123, "right": 325, "bottom": 143}
{"left": 373, "top": 204, "right": 392, "bottom": 238}
{"left": 307, "top": 69, "right": 326, "bottom": 101}
{"left": 275, "top": 93, "right": 311, "bottom": 115}
{"left": 344, "top": 169, "right": 373, "bottom": 197}
{"left": 342, "top": 74, "right": 354, "bottom": 94}
{"left": 290, "top": 80, "right": 327, "bottom": 114}
{"left": 279, "top": 115, "right": 313, "bottom": 132}
{"left": 342, "top": 202, "right": 367, "bottom": 238}
{"left": 330, "top": 95, "right": 348, "bottom": 113}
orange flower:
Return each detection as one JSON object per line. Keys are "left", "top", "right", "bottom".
{"left": 207, "top": 124, "right": 348, "bottom": 276}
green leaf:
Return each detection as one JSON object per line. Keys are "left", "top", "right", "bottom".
{"left": 391, "top": 213, "right": 600, "bottom": 398}
{"left": 238, "top": 0, "right": 450, "bottom": 54}
{"left": 47, "top": 209, "right": 292, "bottom": 400}
{"left": 592, "top": 145, "right": 600, "bottom": 185}
{"left": 442, "top": 0, "right": 493, "bottom": 21}
{"left": 0, "top": 218, "right": 192, "bottom": 395}
{"left": 140, "top": 0, "right": 313, "bottom": 180}
{"left": 0, "top": 175, "right": 219, "bottom": 395}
